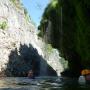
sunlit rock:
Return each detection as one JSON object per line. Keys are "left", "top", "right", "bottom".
{"left": 0, "top": 0, "right": 64, "bottom": 77}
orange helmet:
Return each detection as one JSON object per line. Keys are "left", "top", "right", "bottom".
{"left": 81, "top": 69, "right": 90, "bottom": 75}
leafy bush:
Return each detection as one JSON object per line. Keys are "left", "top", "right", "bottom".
{"left": 38, "top": 30, "right": 43, "bottom": 37}
{"left": 44, "top": 44, "right": 53, "bottom": 54}
{"left": 0, "top": 21, "right": 8, "bottom": 30}
{"left": 10, "top": 0, "right": 16, "bottom": 4}
{"left": 24, "top": 8, "right": 31, "bottom": 22}
{"left": 24, "top": 8, "right": 28, "bottom": 15}
{"left": 10, "top": 0, "right": 22, "bottom": 9}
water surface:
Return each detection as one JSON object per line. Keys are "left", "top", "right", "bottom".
{"left": 0, "top": 77, "right": 90, "bottom": 90}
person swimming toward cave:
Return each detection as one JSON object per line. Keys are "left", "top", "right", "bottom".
{"left": 28, "top": 70, "right": 34, "bottom": 79}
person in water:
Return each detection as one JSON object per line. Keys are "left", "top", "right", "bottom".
{"left": 78, "top": 69, "right": 90, "bottom": 84}
{"left": 81, "top": 69, "right": 90, "bottom": 80}
{"left": 28, "top": 70, "right": 34, "bottom": 79}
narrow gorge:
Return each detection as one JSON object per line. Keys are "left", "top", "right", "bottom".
{"left": 0, "top": 0, "right": 66, "bottom": 77}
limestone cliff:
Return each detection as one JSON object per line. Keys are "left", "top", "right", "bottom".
{"left": 0, "top": 0, "right": 65, "bottom": 76}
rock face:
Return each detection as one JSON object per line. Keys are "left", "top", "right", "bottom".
{"left": 0, "top": 0, "right": 64, "bottom": 76}
{"left": 39, "top": 0, "right": 90, "bottom": 77}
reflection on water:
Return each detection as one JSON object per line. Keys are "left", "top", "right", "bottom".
{"left": 0, "top": 77, "right": 90, "bottom": 90}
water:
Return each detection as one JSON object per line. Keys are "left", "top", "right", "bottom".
{"left": 0, "top": 77, "right": 90, "bottom": 90}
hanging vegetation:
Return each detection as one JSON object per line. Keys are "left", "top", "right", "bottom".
{"left": 39, "top": 0, "right": 90, "bottom": 76}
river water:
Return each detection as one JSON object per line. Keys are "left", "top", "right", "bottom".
{"left": 0, "top": 77, "right": 90, "bottom": 90}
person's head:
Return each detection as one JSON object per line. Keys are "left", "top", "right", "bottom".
{"left": 29, "top": 70, "right": 33, "bottom": 73}
{"left": 28, "top": 70, "right": 33, "bottom": 78}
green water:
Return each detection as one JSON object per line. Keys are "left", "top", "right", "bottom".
{"left": 0, "top": 77, "right": 90, "bottom": 90}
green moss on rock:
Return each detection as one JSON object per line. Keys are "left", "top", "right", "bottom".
{"left": 39, "top": 0, "right": 90, "bottom": 76}
{"left": 0, "top": 21, "right": 8, "bottom": 30}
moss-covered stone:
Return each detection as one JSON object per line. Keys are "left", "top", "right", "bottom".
{"left": 0, "top": 21, "right": 8, "bottom": 30}
{"left": 39, "top": 0, "right": 90, "bottom": 76}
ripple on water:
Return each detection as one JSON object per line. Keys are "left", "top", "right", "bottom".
{"left": 0, "top": 77, "right": 90, "bottom": 90}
